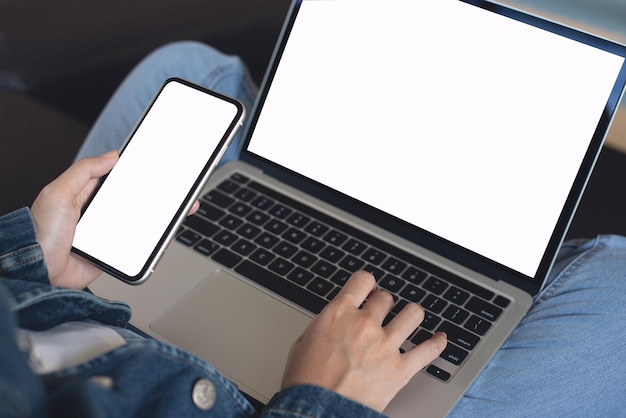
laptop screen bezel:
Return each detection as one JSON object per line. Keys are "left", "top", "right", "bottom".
{"left": 239, "top": 0, "right": 626, "bottom": 295}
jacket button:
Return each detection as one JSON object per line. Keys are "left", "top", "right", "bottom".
{"left": 192, "top": 378, "right": 216, "bottom": 411}
{"left": 89, "top": 376, "right": 114, "bottom": 390}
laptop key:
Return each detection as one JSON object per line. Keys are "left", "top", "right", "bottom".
{"left": 441, "top": 344, "right": 469, "bottom": 366}
{"left": 301, "top": 236, "right": 325, "bottom": 253}
{"left": 465, "top": 297, "right": 503, "bottom": 322}
{"left": 426, "top": 365, "right": 451, "bottom": 382}
{"left": 311, "top": 260, "right": 336, "bottom": 278}
{"left": 212, "top": 248, "right": 242, "bottom": 268}
{"left": 411, "top": 329, "right": 433, "bottom": 345}
{"left": 237, "top": 223, "right": 261, "bottom": 240}
{"left": 493, "top": 295, "right": 511, "bottom": 308}
{"left": 250, "top": 248, "right": 275, "bottom": 266}
{"left": 443, "top": 286, "right": 470, "bottom": 305}
{"left": 307, "top": 277, "right": 334, "bottom": 297}
{"left": 362, "top": 248, "right": 387, "bottom": 265}
{"left": 379, "top": 275, "right": 405, "bottom": 293}
{"left": 402, "top": 267, "right": 428, "bottom": 285}
{"left": 330, "top": 269, "right": 351, "bottom": 287}
{"left": 339, "top": 255, "right": 364, "bottom": 272}
{"left": 273, "top": 242, "right": 298, "bottom": 258}
{"left": 234, "top": 187, "right": 257, "bottom": 202}
{"left": 219, "top": 215, "right": 243, "bottom": 231}
{"left": 217, "top": 179, "right": 240, "bottom": 194}
{"left": 437, "top": 321, "right": 480, "bottom": 351}
{"left": 319, "top": 246, "right": 345, "bottom": 263}
{"left": 422, "top": 294, "right": 448, "bottom": 314}
{"left": 197, "top": 202, "right": 224, "bottom": 221}
{"left": 423, "top": 276, "right": 449, "bottom": 295}
{"left": 324, "top": 230, "right": 347, "bottom": 246}
{"left": 176, "top": 229, "right": 201, "bottom": 247}
{"left": 305, "top": 221, "right": 329, "bottom": 237}
{"left": 213, "top": 230, "right": 238, "bottom": 246}
{"left": 229, "top": 203, "right": 253, "bottom": 217}
{"left": 400, "top": 284, "right": 426, "bottom": 303}
{"left": 268, "top": 258, "right": 295, "bottom": 276}
{"left": 292, "top": 250, "right": 317, "bottom": 268}
{"left": 264, "top": 219, "right": 288, "bottom": 235}
{"left": 381, "top": 257, "right": 407, "bottom": 275}
{"left": 184, "top": 216, "right": 219, "bottom": 238}
{"left": 193, "top": 239, "right": 219, "bottom": 257}
{"left": 465, "top": 315, "right": 492, "bottom": 336}
{"left": 204, "top": 190, "right": 235, "bottom": 208}
{"left": 254, "top": 232, "right": 279, "bottom": 249}
{"left": 342, "top": 238, "right": 367, "bottom": 256}
{"left": 230, "top": 172, "right": 249, "bottom": 184}
{"left": 288, "top": 267, "right": 314, "bottom": 286}
{"left": 246, "top": 211, "right": 270, "bottom": 226}
{"left": 251, "top": 196, "right": 274, "bottom": 210}
{"left": 443, "top": 306, "right": 470, "bottom": 325}
{"left": 232, "top": 239, "right": 256, "bottom": 256}
{"left": 269, "top": 203, "right": 292, "bottom": 219}
{"left": 236, "top": 261, "right": 327, "bottom": 314}
{"left": 421, "top": 312, "right": 441, "bottom": 331}
{"left": 283, "top": 228, "right": 306, "bottom": 244}
{"left": 286, "top": 212, "right": 311, "bottom": 228}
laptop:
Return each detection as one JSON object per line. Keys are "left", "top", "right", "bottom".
{"left": 90, "top": 0, "right": 626, "bottom": 416}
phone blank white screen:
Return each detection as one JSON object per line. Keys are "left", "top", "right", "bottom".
{"left": 73, "top": 81, "right": 239, "bottom": 278}
{"left": 248, "top": 0, "right": 624, "bottom": 277}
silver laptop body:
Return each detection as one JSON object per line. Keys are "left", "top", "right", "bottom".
{"left": 90, "top": 0, "right": 626, "bottom": 416}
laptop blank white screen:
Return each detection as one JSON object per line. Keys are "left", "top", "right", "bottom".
{"left": 248, "top": 0, "right": 624, "bottom": 277}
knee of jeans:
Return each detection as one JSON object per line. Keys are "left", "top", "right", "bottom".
{"left": 147, "top": 40, "right": 226, "bottom": 62}
{"left": 141, "top": 41, "right": 253, "bottom": 100}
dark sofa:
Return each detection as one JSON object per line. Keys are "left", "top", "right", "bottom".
{"left": 0, "top": 0, "right": 290, "bottom": 214}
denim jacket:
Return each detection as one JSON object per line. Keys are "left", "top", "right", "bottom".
{"left": 0, "top": 207, "right": 385, "bottom": 418}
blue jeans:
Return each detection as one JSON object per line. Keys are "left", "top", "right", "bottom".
{"left": 75, "top": 41, "right": 257, "bottom": 163}
{"left": 77, "top": 41, "right": 626, "bottom": 416}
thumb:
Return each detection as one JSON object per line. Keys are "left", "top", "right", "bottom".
{"left": 62, "top": 150, "right": 119, "bottom": 195}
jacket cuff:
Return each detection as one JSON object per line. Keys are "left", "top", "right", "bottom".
{"left": 0, "top": 208, "right": 48, "bottom": 282}
{"left": 264, "top": 384, "right": 386, "bottom": 418}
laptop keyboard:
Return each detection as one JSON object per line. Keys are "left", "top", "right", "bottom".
{"left": 176, "top": 172, "right": 511, "bottom": 382}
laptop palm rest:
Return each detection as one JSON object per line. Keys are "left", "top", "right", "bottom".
{"left": 150, "top": 270, "right": 311, "bottom": 402}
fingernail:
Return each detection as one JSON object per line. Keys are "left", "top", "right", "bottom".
{"left": 102, "top": 150, "right": 118, "bottom": 158}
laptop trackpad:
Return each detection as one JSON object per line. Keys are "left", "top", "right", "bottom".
{"left": 150, "top": 270, "right": 312, "bottom": 402}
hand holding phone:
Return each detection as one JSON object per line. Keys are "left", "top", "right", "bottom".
{"left": 72, "top": 78, "right": 245, "bottom": 284}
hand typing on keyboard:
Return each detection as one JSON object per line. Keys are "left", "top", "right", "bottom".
{"left": 281, "top": 270, "right": 448, "bottom": 413}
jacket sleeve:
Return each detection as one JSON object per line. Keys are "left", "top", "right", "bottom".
{"left": 0, "top": 207, "right": 49, "bottom": 283}
{"left": 263, "top": 384, "right": 387, "bottom": 418}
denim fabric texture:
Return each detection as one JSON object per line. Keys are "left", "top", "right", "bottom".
{"left": 0, "top": 207, "right": 46, "bottom": 282}
{"left": 0, "top": 207, "right": 384, "bottom": 417}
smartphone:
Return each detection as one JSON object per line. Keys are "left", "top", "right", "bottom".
{"left": 72, "top": 78, "right": 245, "bottom": 285}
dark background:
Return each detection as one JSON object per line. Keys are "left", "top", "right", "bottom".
{"left": 1, "top": 0, "right": 625, "bottom": 241}
{"left": 0, "top": 0, "right": 291, "bottom": 213}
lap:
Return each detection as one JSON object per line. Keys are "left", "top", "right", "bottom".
{"left": 450, "top": 235, "right": 626, "bottom": 417}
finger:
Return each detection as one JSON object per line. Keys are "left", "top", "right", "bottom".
{"left": 334, "top": 270, "right": 377, "bottom": 308}
{"left": 361, "top": 289, "right": 394, "bottom": 324}
{"left": 384, "top": 302, "right": 425, "bottom": 346}
{"left": 188, "top": 200, "right": 200, "bottom": 216}
{"left": 58, "top": 150, "right": 118, "bottom": 196}
{"left": 403, "top": 332, "right": 447, "bottom": 373}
